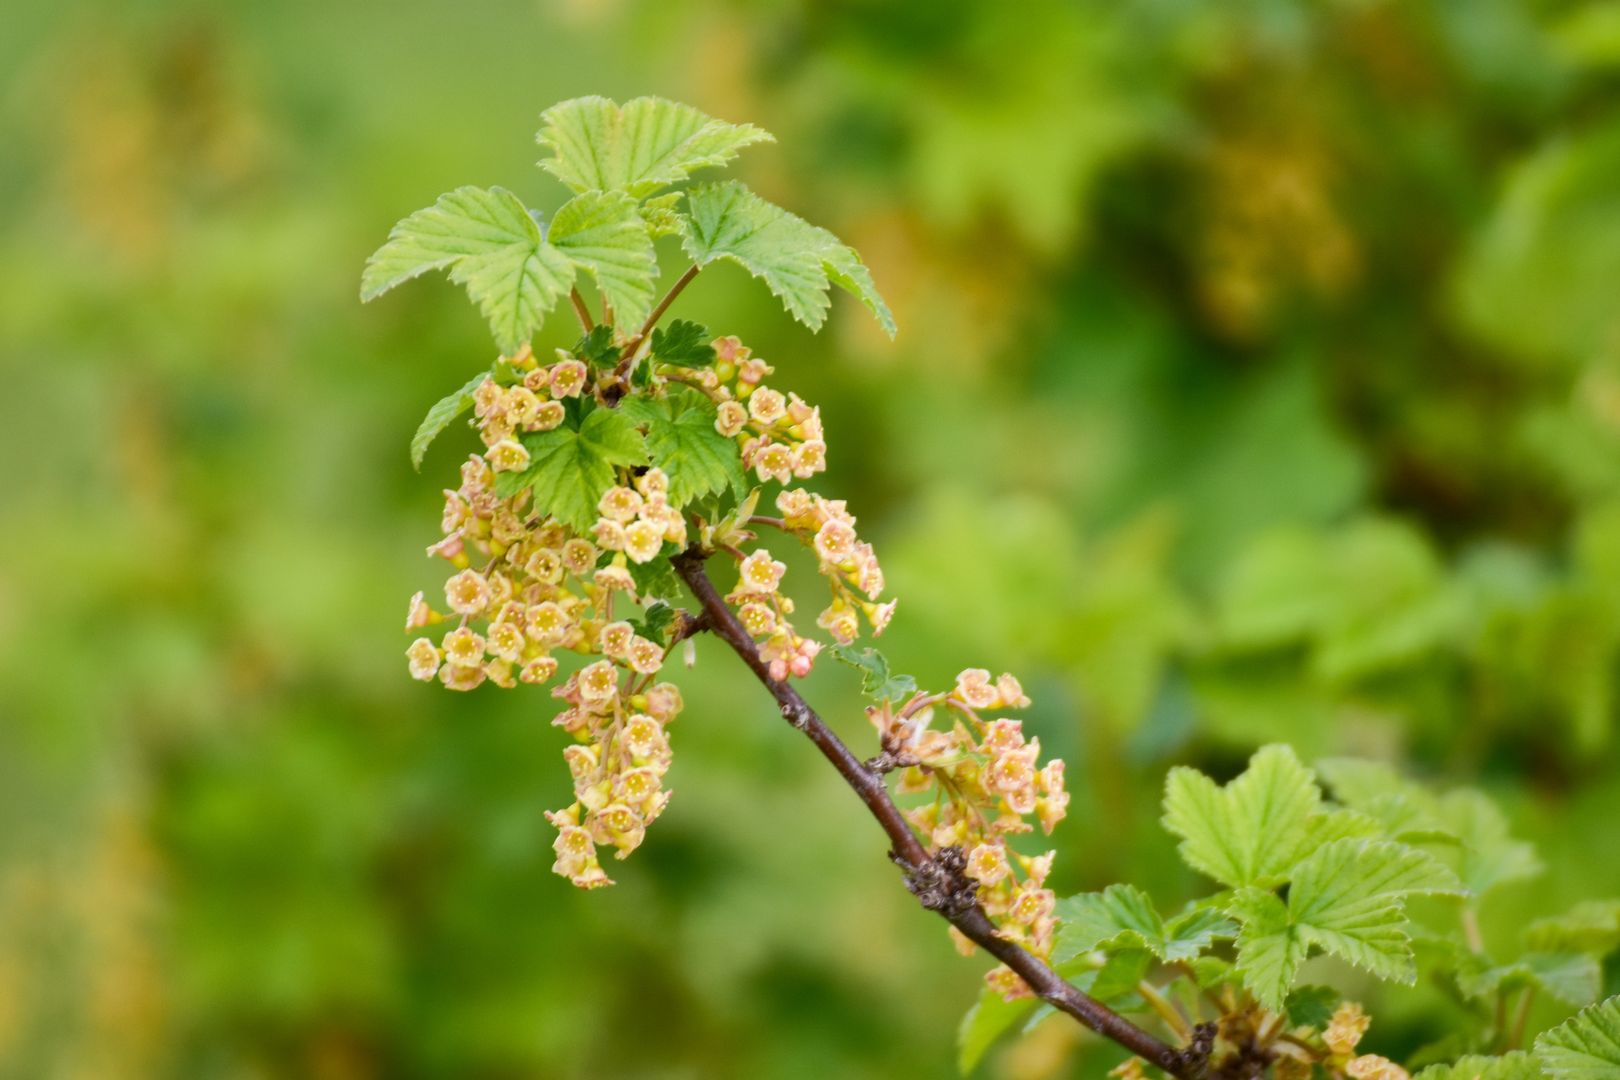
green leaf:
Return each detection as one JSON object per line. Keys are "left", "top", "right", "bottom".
{"left": 503, "top": 407, "right": 647, "bottom": 530}
{"left": 1536, "top": 994, "right": 1620, "bottom": 1078}
{"left": 1225, "top": 840, "right": 1464, "bottom": 1008}
{"left": 1415, "top": 1052, "right": 1547, "bottom": 1080}
{"left": 574, "top": 325, "right": 618, "bottom": 367}
{"left": 640, "top": 192, "right": 686, "bottom": 239}
{"left": 632, "top": 601, "right": 677, "bottom": 642}
{"left": 957, "top": 987, "right": 1037, "bottom": 1073}
{"left": 1284, "top": 985, "right": 1342, "bottom": 1029}
{"left": 1228, "top": 888, "right": 1303, "bottom": 1011}
{"left": 682, "top": 181, "right": 896, "bottom": 337}
{"left": 618, "top": 388, "right": 746, "bottom": 507}
{"left": 362, "top": 186, "right": 576, "bottom": 354}
{"left": 826, "top": 644, "right": 918, "bottom": 703}
{"left": 1317, "top": 757, "right": 1451, "bottom": 839}
{"left": 547, "top": 190, "right": 658, "bottom": 328}
{"left": 625, "top": 554, "right": 679, "bottom": 601}
{"left": 1527, "top": 901, "right": 1620, "bottom": 956}
{"left": 537, "top": 96, "right": 773, "bottom": 197}
{"left": 1053, "top": 886, "right": 1233, "bottom": 965}
{"left": 1161, "top": 744, "right": 1321, "bottom": 889}
{"left": 1459, "top": 952, "right": 1604, "bottom": 1008}
{"left": 1439, "top": 789, "right": 1543, "bottom": 896}
{"left": 650, "top": 319, "right": 717, "bottom": 367}
{"left": 410, "top": 371, "right": 488, "bottom": 470}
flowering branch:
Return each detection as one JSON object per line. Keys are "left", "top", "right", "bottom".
{"left": 670, "top": 549, "right": 1198, "bottom": 1079}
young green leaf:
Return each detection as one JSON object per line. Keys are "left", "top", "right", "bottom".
{"left": 650, "top": 319, "right": 718, "bottom": 367}
{"left": 640, "top": 192, "right": 686, "bottom": 239}
{"left": 1414, "top": 1053, "right": 1545, "bottom": 1080}
{"left": 1162, "top": 744, "right": 1321, "bottom": 889}
{"left": 1284, "top": 985, "right": 1342, "bottom": 1029}
{"left": 1536, "top": 994, "right": 1620, "bottom": 1078}
{"left": 631, "top": 601, "right": 677, "bottom": 642}
{"left": 573, "top": 325, "right": 619, "bottom": 367}
{"left": 681, "top": 181, "right": 896, "bottom": 337}
{"left": 1439, "top": 789, "right": 1543, "bottom": 896}
{"left": 537, "top": 96, "right": 773, "bottom": 197}
{"left": 826, "top": 644, "right": 917, "bottom": 703}
{"left": 1053, "top": 886, "right": 1234, "bottom": 965}
{"left": 957, "top": 985, "right": 1037, "bottom": 1073}
{"left": 547, "top": 189, "right": 658, "bottom": 327}
{"left": 618, "top": 389, "right": 746, "bottom": 507}
{"left": 1526, "top": 900, "right": 1620, "bottom": 956}
{"left": 410, "top": 371, "right": 488, "bottom": 470}
{"left": 1458, "top": 951, "right": 1603, "bottom": 1008}
{"left": 500, "top": 408, "right": 647, "bottom": 530}
{"left": 1228, "top": 889, "right": 1304, "bottom": 1012}
{"left": 362, "top": 186, "right": 575, "bottom": 353}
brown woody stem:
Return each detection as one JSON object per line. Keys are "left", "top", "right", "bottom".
{"left": 670, "top": 548, "right": 1195, "bottom": 1077}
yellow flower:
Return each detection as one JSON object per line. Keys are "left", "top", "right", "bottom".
{"left": 444, "top": 568, "right": 492, "bottom": 615}
{"left": 1326, "top": 1002, "right": 1371, "bottom": 1058}
{"left": 442, "top": 627, "right": 486, "bottom": 668}
{"left": 1347, "top": 1055, "right": 1410, "bottom": 1080}
{"left": 406, "top": 638, "right": 441, "bottom": 681}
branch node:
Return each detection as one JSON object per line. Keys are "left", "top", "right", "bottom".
{"left": 1171, "top": 1022, "right": 1217, "bottom": 1077}
{"left": 897, "top": 846, "right": 978, "bottom": 920}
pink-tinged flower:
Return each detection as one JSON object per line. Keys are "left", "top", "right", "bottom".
{"left": 785, "top": 392, "right": 816, "bottom": 426}
{"left": 748, "top": 386, "right": 786, "bottom": 424}
{"left": 982, "top": 718, "right": 1026, "bottom": 755}
{"left": 523, "top": 367, "right": 550, "bottom": 393}
{"left": 954, "top": 668, "right": 999, "bottom": 710}
{"left": 814, "top": 519, "right": 858, "bottom": 564}
{"left": 591, "top": 803, "right": 647, "bottom": 857}
{"left": 550, "top": 823, "right": 609, "bottom": 886}
{"left": 737, "top": 602, "right": 777, "bottom": 637}
{"left": 561, "top": 539, "right": 597, "bottom": 576}
{"left": 484, "top": 658, "right": 516, "bottom": 688}
{"left": 751, "top": 442, "right": 794, "bottom": 483}
{"left": 816, "top": 602, "right": 859, "bottom": 645}
{"left": 478, "top": 417, "right": 514, "bottom": 448}
{"left": 866, "top": 599, "right": 897, "bottom": 636}
{"left": 487, "top": 620, "right": 526, "bottom": 663}
{"left": 965, "top": 842, "right": 1011, "bottom": 886}
{"left": 486, "top": 438, "right": 530, "bottom": 473}
{"left": 444, "top": 569, "right": 491, "bottom": 615}
{"left": 599, "top": 620, "right": 635, "bottom": 659}
{"left": 525, "top": 601, "right": 571, "bottom": 645}
{"left": 792, "top": 440, "right": 826, "bottom": 477}
{"left": 635, "top": 468, "right": 669, "bottom": 498}
{"left": 776, "top": 487, "right": 816, "bottom": 524}
{"left": 461, "top": 455, "right": 493, "bottom": 493}
{"left": 598, "top": 485, "right": 643, "bottom": 523}
{"left": 592, "top": 518, "right": 627, "bottom": 551}
{"left": 1025, "top": 850, "right": 1055, "bottom": 886}
{"left": 616, "top": 767, "right": 664, "bottom": 815}
{"left": 562, "top": 743, "right": 598, "bottom": 784}
{"left": 549, "top": 359, "right": 588, "bottom": 398}
{"left": 577, "top": 659, "right": 619, "bottom": 705}
{"left": 988, "top": 750, "right": 1036, "bottom": 798}
{"left": 426, "top": 534, "right": 466, "bottom": 563}
{"left": 1009, "top": 886, "right": 1055, "bottom": 927}
{"left": 519, "top": 656, "right": 558, "bottom": 684}
{"left": 1346, "top": 1057, "right": 1408, "bottom": 1080}
{"left": 713, "top": 335, "right": 749, "bottom": 367}
{"left": 532, "top": 400, "right": 566, "bottom": 431}
{"left": 737, "top": 550, "right": 787, "bottom": 594}
{"left": 715, "top": 400, "right": 748, "bottom": 438}
{"left": 623, "top": 714, "right": 669, "bottom": 762}
{"left": 628, "top": 636, "right": 664, "bottom": 675}
{"left": 738, "top": 357, "right": 772, "bottom": 385}
{"left": 505, "top": 386, "right": 543, "bottom": 427}
{"left": 472, "top": 377, "right": 504, "bottom": 417}
{"left": 405, "top": 591, "right": 439, "bottom": 631}
{"left": 442, "top": 627, "right": 486, "bottom": 669}
{"left": 643, "top": 683, "right": 683, "bottom": 721}
{"left": 996, "top": 673, "right": 1030, "bottom": 708}
{"left": 525, "top": 547, "right": 564, "bottom": 584}
{"left": 441, "top": 491, "right": 471, "bottom": 535}
{"left": 985, "top": 965, "right": 1033, "bottom": 1002}
{"left": 439, "top": 661, "right": 487, "bottom": 692}
{"left": 623, "top": 520, "right": 663, "bottom": 564}
{"left": 595, "top": 563, "right": 635, "bottom": 593}
{"left": 406, "top": 638, "right": 441, "bottom": 681}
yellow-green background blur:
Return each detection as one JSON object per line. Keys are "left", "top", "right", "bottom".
{"left": 6, "top": 1, "right": 1620, "bottom": 1076}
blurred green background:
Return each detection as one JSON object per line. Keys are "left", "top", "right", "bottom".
{"left": 6, "top": 0, "right": 1620, "bottom": 1076}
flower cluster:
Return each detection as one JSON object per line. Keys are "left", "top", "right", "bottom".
{"left": 663, "top": 336, "right": 827, "bottom": 484}
{"left": 867, "top": 668, "right": 1071, "bottom": 999}
{"left": 544, "top": 658, "right": 684, "bottom": 888}
{"left": 402, "top": 344, "right": 687, "bottom": 888}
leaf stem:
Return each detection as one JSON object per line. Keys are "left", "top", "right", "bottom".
{"left": 669, "top": 548, "right": 1194, "bottom": 1079}
{"left": 1508, "top": 987, "right": 1535, "bottom": 1051}
{"left": 569, "top": 287, "right": 595, "bottom": 333}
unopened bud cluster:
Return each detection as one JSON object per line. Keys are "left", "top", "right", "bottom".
{"left": 869, "top": 669, "right": 1071, "bottom": 999}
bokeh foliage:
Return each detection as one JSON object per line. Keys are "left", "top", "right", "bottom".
{"left": 3, "top": 0, "right": 1620, "bottom": 1076}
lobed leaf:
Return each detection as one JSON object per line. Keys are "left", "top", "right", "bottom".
{"left": 1415, "top": 1053, "right": 1547, "bottom": 1080}
{"left": 618, "top": 388, "right": 746, "bottom": 507}
{"left": 650, "top": 319, "right": 718, "bottom": 367}
{"left": 681, "top": 181, "right": 896, "bottom": 337}
{"left": 548, "top": 190, "right": 659, "bottom": 328}
{"left": 537, "top": 96, "right": 773, "bottom": 197}
{"left": 361, "top": 186, "right": 575, "bottom": 353}
{"left": 1536, "top": 994, "right": 1620, "bottom": 1078}
{"left": 410, "top": 371, "right": 488, "bottom": 470}
{"left": 499, "top": 407, "right": 647, "bottom": 531}
{"left": 1162, "top": 744, "right": 1321, "bottom": 889}
{"left": 826, "top": 644, "right": 917, "bottom": 703}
